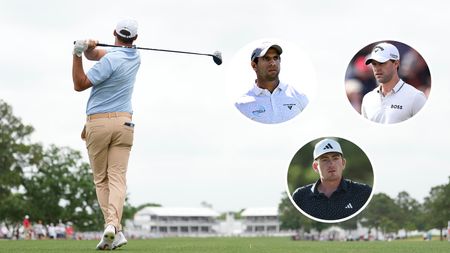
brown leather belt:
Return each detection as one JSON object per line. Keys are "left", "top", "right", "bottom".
{"left": 87, "top": 112, "right": 132, "bottom": 120}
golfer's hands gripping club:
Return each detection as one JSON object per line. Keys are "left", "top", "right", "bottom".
{"left": 73, "top": 40, "right": 87, "bottom": 57}
{"left": 73, "top": 39, "right": 98, "bottom": 57}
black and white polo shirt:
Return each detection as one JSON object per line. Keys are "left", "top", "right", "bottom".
{"left": 292, "top": 178, "right": 372, "bottom": 221}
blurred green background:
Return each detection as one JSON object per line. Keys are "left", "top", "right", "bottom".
{"left": 287, "top": 137, "right": 374, "bottom": 194}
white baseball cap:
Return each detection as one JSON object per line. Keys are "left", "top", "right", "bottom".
{"left": 115, "top": 19, "right": 138, "bottom": 38}
{"left": 313, "top": 138, "right": 343, "bottom": 160}
{"left": 365, "top": 42, "right": 400, "bottom": 65}
{"left": 251, "top": 42, "right": 283, "bottom": 62}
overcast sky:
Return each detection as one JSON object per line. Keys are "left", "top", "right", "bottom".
{"left": 1, "top": 0, "right": 449, "bottom": 213}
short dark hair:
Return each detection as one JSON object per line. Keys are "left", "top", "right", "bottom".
{"left": 390, "top": 59, "right": 400, "bottom": 71}
{"left": 117, "top": 34, "right": 137, "bottom": 44}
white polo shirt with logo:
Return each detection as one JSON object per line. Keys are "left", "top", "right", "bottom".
{"left": 235, "top": 81, "right": 309, "bottom": 124}
{"left": 361, "top": 79, "right": 427, "bottom": 124}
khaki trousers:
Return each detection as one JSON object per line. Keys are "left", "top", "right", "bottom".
{"left": 83, "top": 114, "right": 134, "bottom": 231}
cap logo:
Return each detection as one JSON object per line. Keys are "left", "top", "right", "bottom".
{"left": 390, "top": 53, "right": 398, "bottom": 59}
{"left": 373, "top": 46, "right": 384, "bottom": 53}
{"left": 323, "top": 143, "right": 333, "bottom": 150}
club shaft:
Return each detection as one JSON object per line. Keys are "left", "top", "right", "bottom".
{"left": 73, "top": 41, "right": 221, "bottom": 65}
{"left": 96, "top": 43, "right": 214, "bottom": 57}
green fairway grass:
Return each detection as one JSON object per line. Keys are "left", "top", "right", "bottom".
{"left": 0, "top": 237, "right": 448, "bottom": 253}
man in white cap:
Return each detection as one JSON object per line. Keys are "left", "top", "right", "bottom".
{"left": 361, "top": 42, "right": 427, "bottom": 124}
{"left": 235, "top": 42, "right": 309, "bottom": 124}
{"left": 292, "top": 138, "right": 372, "bottom": 221}
{"left": 72, "top": 18, "right": 140, "bottom": 250}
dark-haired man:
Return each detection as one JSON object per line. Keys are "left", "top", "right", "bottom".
{"left": 361, "top": 42, "right": 427, "bottom": 124}
{"left": 235, "top": 42, "right": 308, "bottom": 124}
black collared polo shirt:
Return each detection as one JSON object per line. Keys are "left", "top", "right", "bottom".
{"left": 292, "top": 178, "right": 372, "bottom": 220}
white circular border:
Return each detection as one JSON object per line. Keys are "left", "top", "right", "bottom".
{"left": 226, "top": 37, "right": 318, "bottom": 122}
{"left": 285, "top": 136, "right": 376, "bottom": 223}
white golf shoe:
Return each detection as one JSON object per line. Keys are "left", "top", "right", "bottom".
{"left": 112, "top": 231, "right": 128, "bottom": 250}
{"left": 96, "top": 225, "right": 116, "bottom": 250}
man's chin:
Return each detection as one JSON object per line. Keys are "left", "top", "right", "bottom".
{"left": 323, "top": 175, "right": 341, "bottom": 182}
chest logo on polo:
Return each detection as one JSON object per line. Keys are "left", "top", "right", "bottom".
{"left": 252, "top": 106, "right": 266, "bottom": 117}
{"left": 345, "top": 203, "right": 353, "bottom": 209}
{"left": 391, "top": 104, "right": 403, "bottom": 110}
{"left": 283, "top": 103, "right": 296, "bottom": 110}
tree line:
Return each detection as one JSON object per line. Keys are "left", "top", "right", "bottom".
{"left": 0, "top": 100, "right": 148, "bottom": 231}
{"left": 1, "top": 99, "right": 449, "bottom": 237}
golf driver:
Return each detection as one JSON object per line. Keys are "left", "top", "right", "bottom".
{"left": 73, "top": 41, "right": 222, "bottom": 65}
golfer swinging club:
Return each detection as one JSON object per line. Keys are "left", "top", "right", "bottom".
{"left": 72, "top": 19, "right": 140, "bottom": 250}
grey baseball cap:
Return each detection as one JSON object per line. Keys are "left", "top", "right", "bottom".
{"left": 251, "top": 42, "right": 282, "bottom": 62}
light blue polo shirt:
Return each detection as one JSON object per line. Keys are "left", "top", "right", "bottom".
{"left": 86, "top": 48, "right": 141, "bottom": 115}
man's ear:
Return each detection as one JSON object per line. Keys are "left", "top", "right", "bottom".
{"left": 251, "top": 61, "right": 257, "bottom": 71}
{"left": 312, "top": 161, "right": 319, "bottom": 173}
{"left": 341, "top": 157, "right": 346, "bottom": 169}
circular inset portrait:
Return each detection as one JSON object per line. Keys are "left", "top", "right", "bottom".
{"left": 286, "top": 137, "right": 374, "bottom": 223}
{"left": 345, "top": 40, "right": 431, "bottom": 124}
{"left": 230, "top": 38, "right": 316, "bottom": 124}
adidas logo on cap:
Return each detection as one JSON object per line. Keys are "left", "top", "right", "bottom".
{"left": 323, "top": 143, "right": 333, "bottom": 150}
